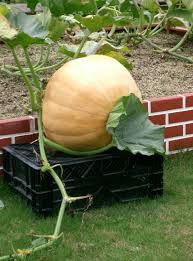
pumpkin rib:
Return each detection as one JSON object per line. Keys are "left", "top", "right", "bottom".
{"left": 43, "top": 98, "right": 107, "bottom": 118}
{"left": 43, "top": 101, "right": 109, "bottom": 136}
{"left": 45, "top": 83, "right": 110, "bottom": 114}
{"left": 43, "top": 124, "right": 109, "bottom": 137}
{"left": 44, "top": 128, "right": 111, "bottom": 151}
{"left": 47, "top": 68, "right": 111, "bottom": 110}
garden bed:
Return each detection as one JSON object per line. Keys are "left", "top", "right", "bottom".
{"left": 0, "top": 32, "right": 193, "bottom": 119}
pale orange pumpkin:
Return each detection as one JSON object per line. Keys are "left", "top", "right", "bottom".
{"left": 42, "top": 55, "right": 142, "bottom": 151}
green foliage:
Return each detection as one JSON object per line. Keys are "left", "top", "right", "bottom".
{"left": 75, "top": 14, "right": 132, "bottom": 32}
{"left": 107, "top": 94, "right": 164, "bottom": 155}
{"left": 141, "top": 0, "right": 160, "bottom": 13}
{"left": 27, "top": 0, "right": 96, "bottom": 16}
{"left": 167, "top": 6, "right": 193, "bottom": 22}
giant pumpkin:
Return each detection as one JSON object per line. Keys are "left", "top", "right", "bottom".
{"left": 42, "top": 55, "right": 142, "bottom": 151}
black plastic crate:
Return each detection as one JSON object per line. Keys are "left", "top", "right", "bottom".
{"left": 3, "top": 143, "right": 163, "bottom": 215}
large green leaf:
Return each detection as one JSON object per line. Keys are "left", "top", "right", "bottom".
{"left": 166, "top": 7, "right": 193, "bottom": 22}
{"left": 0, "top": 5, "right": 66, "bottom": 46}
{"left": 75, "top": 14, "right": 131, "bottom": 32}
{"left": 26, "top": 0, "right": 39, "bottom": 12}
{"left": 0, "top": 5, "right": 50, "bottom": 47}
{"left": 59, "top": 43, "right": 85, "bottom": 57}
{"left": 27, "top": 0, "right": 96, "bottom": 16}
{"left": 107, "top": 94, "right": 164, "bottom": 155}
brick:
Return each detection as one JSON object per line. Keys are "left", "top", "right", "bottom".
{"left": 164, "top": 125, "right": 183, "bottom": 139}
{"left": 0, "top": 116, "right": 31, "bottom": 135}
{"left": 149, "top": 114, "right": 165, "bottom": 125}
{"left": 15, "top": 133, "right": 38, "bottom": 144}
{"left": 186, "top": 123, "right": 193, "bottom": 135}
{"left": 169, "top": 137, "right": 193, "bottom": 151}
{"left": 169, "top": 110, "right": 193, "bottom": 123}
{"left": 184, "top": 93, "right": 193, "bottom": 107}
{"left": 0, "top": 154, "right": 2, "bottom": 167}
{"left": 143, "top": 100, "right": 149, "bottom": 111}
{"left": 35, "top": 117, "right": 38, "bottom": 130}
{"left": 0, "top": 138, "right": 11, "bottom": 150}
{"left": 150, "top": 96, "right": 183, "bottom": 113}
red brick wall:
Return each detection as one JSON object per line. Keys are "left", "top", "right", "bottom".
{"left": 0, "top": 116, "right": 38, "bottom": 176}
{"left": 1, "top": 93, "right": 193, "bottom": 176}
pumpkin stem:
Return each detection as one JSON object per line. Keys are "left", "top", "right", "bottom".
{"left": 44, "top": 136, "right": 114, "bottom": 156}
{"left": 10, "top": 47, "right": 38, "bottom": 112}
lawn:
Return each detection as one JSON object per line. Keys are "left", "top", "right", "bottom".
{"left": 0, "top": 152, "right": 193, "bottom": 261}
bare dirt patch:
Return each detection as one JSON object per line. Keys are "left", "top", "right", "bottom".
{"left": 0, "top": 32, "right": 193, "bottom": 119}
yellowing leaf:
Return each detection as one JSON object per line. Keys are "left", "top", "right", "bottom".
{"left": 0, "top": 4, "right": 9, "bottom": 16}
{"left": 16, "top": 249, "right": 32, "bottom": 255}
{"left": 0, "top": 14, "right": 17, "bottom": 40}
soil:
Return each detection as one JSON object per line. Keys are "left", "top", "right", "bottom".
{"left": 0, "top": 32, "right": 193, "bottom": 119}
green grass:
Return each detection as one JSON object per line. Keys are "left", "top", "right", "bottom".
{"left": 1, "top": 152, "right": 193, "bottom": 261}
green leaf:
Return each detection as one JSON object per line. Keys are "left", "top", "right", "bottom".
{"left": 37, "top": 9, "right": 67, "bottom": 40}
{"left": 141, "top": 0, "right": 160, "bottom": 13}
{"left": 0, "top": 3, "right": 10, "bottom": 16}
{"left": 96, "top": 42, "right": 130, "bottom": 55}
{"left": 0, "top": 7, "right": 50, "bottom": 47}
{"left": 167, "top": 7, "right": 193, "bottom": 22}
{"left": 59, "top": 44, "right": 77, "bottom": 57}
{"left": 105, "top": 51, "right": 133, "bottom": 71}
{"left": 107, "top": 94, "right": 165, "bottom": 156}
{"left": 0, "top": 200, "right": 5, "bottom": 210}
{"left": 33, "top": 0, "right": 96, "bottom": 16}
{"left": 75, "top": 14, "right": 131, "bottom": 32}
{"left": 166, "top": 16, "right": 189, "bottom": 28}
{"left": 48, "top": 17, "right": 67, "bottom": 40}
{"left": 26, "top": 0, "right": 39, "bottom": 12}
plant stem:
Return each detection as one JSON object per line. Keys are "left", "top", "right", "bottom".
{"left": 169, "top": 23, "right": 193, "bottom": 52}
{"left": 132, "top": 0, "right": 143, "bottom": 32}
{"left": 167, "top": 50, "right": 193, "bottom": 63}
{"left": 39, "top": 45, "right": 51, "bottom": 67}
{"left": 149, "top": 14, "right": 166, "bottom": 36}
{"left": 35, "top": 57, "right": 68, "bottom": 72}
{"left": 139, "top": 34, "right": 164, "bottom": 51}
{"left": 108, "top": 24, "right": 117, "bottom": 38}
{"left": 44, "top": 137, "right": 113, "bottom": 156}
{"left": 11, "top": 47, "right": 38, "bottom": 112}
{"left": 23, "top": 47, "right": 41, "bottom": 91}
{"left": 3, "top": 57, "right": 68, "bottom": 77}
{"left": 142, "top": 15, "right": 154, "bottom": 36}
{"left": 38, "top": 112, "right": 68, "bottom": 199}
{"left": 54, "top": 198, "right": 66, "bottom": 237}
{"left": 134, "top": 33, "right": 193, "bottom": 64}
{"left": 150, "top": 26, "right": 164, "bottom": 37}
{"left": 34, "top": 45, "right": 44, "bottom": 67}
{"left": 73, "top": 31, "right": 90, "bottom": 59}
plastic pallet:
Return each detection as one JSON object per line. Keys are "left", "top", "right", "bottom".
{"left": 3, "top": 143, "right": 163, "bottom": 215}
